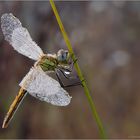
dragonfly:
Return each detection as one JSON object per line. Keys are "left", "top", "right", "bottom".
{"left": 1, "top": 13, "right": 79, "bottom": 128}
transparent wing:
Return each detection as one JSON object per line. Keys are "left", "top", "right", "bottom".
{"left": 1, "top": 13, "right": 44, "bottom": 60}
{"left": 19, "top": 66, "right": 71, "bottom": 106}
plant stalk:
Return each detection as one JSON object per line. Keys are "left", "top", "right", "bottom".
{"left": 49, "top": 0, "right": 107, "bottom": 138}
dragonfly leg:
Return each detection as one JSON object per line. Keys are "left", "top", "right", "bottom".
{"left": 70, "top": 58, "right": 78, "bottom": 71}
{"left": 68, "top": 57, "right": 78, "bottom": 71}
{"left": 65, "top": 57, "right": 78, "bottom": 72}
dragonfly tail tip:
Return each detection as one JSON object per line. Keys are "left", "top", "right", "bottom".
{"left": 2, "top": 121, "right": 8, "bottom": 129}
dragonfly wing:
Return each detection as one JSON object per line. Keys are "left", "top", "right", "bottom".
{"left": 19, "top": 66, "right": 71, "bottom": 106}
{"left": 1, "top": 13, "right": 44, "bottom": 60}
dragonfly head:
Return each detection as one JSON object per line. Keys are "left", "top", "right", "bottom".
{"left": 57, "top": 49, "right": 70, "bottom": 64}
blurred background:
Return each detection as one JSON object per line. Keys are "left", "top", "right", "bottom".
{"left": 0, "top": 1, "right": 140, "bottom": 139}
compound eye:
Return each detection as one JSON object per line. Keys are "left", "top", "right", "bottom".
{"left": 61, "top": 52, "right": 67, "bottom": 61}
{"left": 64, "top": 50, "right": 69, "bottom": 58}
{"left": 65, "top": 50, "right": 68, "bottom": 55}
{"left": 57, "top": 49, "right": 68, "bottom": 62}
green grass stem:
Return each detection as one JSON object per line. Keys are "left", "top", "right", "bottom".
{"left": 49, "top": 0, "right": 107, "bottom": 139}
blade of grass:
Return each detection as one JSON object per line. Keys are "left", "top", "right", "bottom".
{"left": 50, "top": 0, "right": 107, "bottom": 138}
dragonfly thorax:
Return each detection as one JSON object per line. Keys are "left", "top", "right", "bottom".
{"left": 37, "top": 49, "right": 70, "bottom": 72}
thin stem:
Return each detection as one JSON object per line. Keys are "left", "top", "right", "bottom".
{"left": 49, "top": 0, "right": 107, "bottom": 139}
